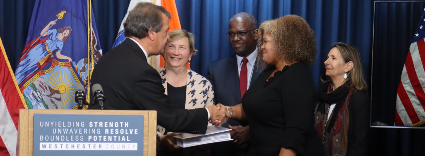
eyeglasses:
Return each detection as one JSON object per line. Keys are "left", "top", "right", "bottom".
{"left": 226, "top": 29, "right": 256, "bottom": 39}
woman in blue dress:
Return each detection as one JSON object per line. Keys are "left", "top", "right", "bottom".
{"left": 15, "top": 19, "right": 72, "bottom": 85}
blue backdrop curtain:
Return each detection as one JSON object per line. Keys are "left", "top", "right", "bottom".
{"left": 1, "top": 0, "right": 425, "bottom": 155}
{"left": 0, "top": 0, "right": 35, "bottom": 72}
{"left": 176, "top": 0, "right": 373, "bottom": 87}
{"left": 91, "top": 0, "right": 131, "bottom": 52}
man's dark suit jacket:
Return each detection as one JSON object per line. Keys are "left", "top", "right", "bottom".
{"left": 207, "top": 53, "right": 262, "bottom": 127}
{"left": 91, "top": 38, "right": 208, "bottom": 134}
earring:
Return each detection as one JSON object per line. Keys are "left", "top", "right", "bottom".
{"left": 344, "top": 73, "right": 347, "bottom": 79}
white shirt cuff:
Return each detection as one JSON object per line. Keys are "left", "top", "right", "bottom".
{"left": 205, "top": 108, "right": 210, "bottom": 119}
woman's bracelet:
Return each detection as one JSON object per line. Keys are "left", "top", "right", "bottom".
{"left": 225, "top": 106, "right": 233, "bottom": 118}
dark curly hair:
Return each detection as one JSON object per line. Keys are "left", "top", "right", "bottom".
{"left": 264, "top": 15, "right": 316, "bottom": 64}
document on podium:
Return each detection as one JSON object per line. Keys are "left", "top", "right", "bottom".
{"left": 174, "top": 126, "right": 233, "bottom": 148}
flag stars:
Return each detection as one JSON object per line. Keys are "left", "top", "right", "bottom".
{"left": 416, "top": 33, "right": 420, "bottom": 37}
{"left": 421, "top": 25, "right": 424, "bottom": 29}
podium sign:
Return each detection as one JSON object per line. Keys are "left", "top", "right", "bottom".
{"left": 19, "top": 110, "right": 157, "bottom": 156}
{"left": 33, "top": 114, "right": 144, "bottom": 156}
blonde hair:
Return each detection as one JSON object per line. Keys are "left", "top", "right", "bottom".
{"left": 263, "top": 15, "right": 316, "bottom": 64}
{"left": 167, "top": 29, "right": 198, "bottom": 58}
{"left": 332, "top": 42, "right": 368, "bottom": 91}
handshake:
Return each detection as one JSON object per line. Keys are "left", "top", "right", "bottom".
{"left": 206, "top": 104, "right": 232, "bottom": 126}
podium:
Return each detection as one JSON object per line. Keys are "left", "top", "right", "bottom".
{"left": 18, "top": 109, "right": 157, "bottom": 156}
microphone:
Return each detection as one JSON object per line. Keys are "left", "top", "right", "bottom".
{"left": 92, "top": 84, "right": 105, "bottom": 109}
{"left": 75, "top": 84, "right": 85, "bottom": 109}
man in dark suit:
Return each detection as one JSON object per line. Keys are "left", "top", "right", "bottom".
{"left": 208, "top": 12, "right": 262, "bottom": 156}
{"left": 91, "top": 2, "right": 224, "bottom": 135}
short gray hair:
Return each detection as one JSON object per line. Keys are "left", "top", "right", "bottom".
{"left": 124, "top": 2, "right": 171, "bottom": 39}
{"left": 230, "top": 12, "right": 257, "bottom": 29}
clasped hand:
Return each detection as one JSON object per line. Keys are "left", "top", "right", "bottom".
{"left": 207, "top": 104, "right": 230, "bottom": 126}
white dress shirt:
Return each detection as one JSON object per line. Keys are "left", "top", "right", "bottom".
{"left": 128, "top": 37, "right": 149, "bottom": 60}
{"left": 236, "top": 47, "right": 258, "bottom": 89}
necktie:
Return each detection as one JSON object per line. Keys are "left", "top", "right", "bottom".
{"left": 240, "top": 58, "right": 248, "bottom": 98}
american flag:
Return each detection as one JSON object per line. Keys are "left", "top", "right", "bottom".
{"left": 0, "top": 37, "right": 26, "bottom": 156}
{"left": 395, "top": 9, "right": 425, "bottom": 126}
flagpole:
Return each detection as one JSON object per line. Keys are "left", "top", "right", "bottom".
{"left": 0, "top": 38, "right": 27, "bottom": 108}
{"left": 87, "top": 0, "right": 92, "bottom": 94}
{"left": 86, "top": 0, "right": 91, "bottom": 104}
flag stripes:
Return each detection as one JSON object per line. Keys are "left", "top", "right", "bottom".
{"left": 0, "top": 90, "right": 18, "bottom": 156}
{"left": 0, "top": 38, "right": 25, "bottom": 156}
{"left": 396, "top": 39, "right": 425, "bottom": 126}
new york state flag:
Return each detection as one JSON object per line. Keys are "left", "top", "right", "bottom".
{"left": 15, "top": 0, "right": 102, "bottom": 109}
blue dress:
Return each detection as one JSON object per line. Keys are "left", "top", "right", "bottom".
{"left": 15, "top": 29, "right": 63, "bottom": 84}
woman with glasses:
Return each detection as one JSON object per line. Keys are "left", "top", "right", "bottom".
{"left": 314, "top": 42, "right": 369, "bottom": 156}
{"left": 214, "top": 15, "right": 323, "bottom": 156}
{"left": 156, "top": 29, "right": 214, "bottom": 156}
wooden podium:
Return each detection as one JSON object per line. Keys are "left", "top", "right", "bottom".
{"left": 18, "top": 109, "right": 157, "bottom": 156}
